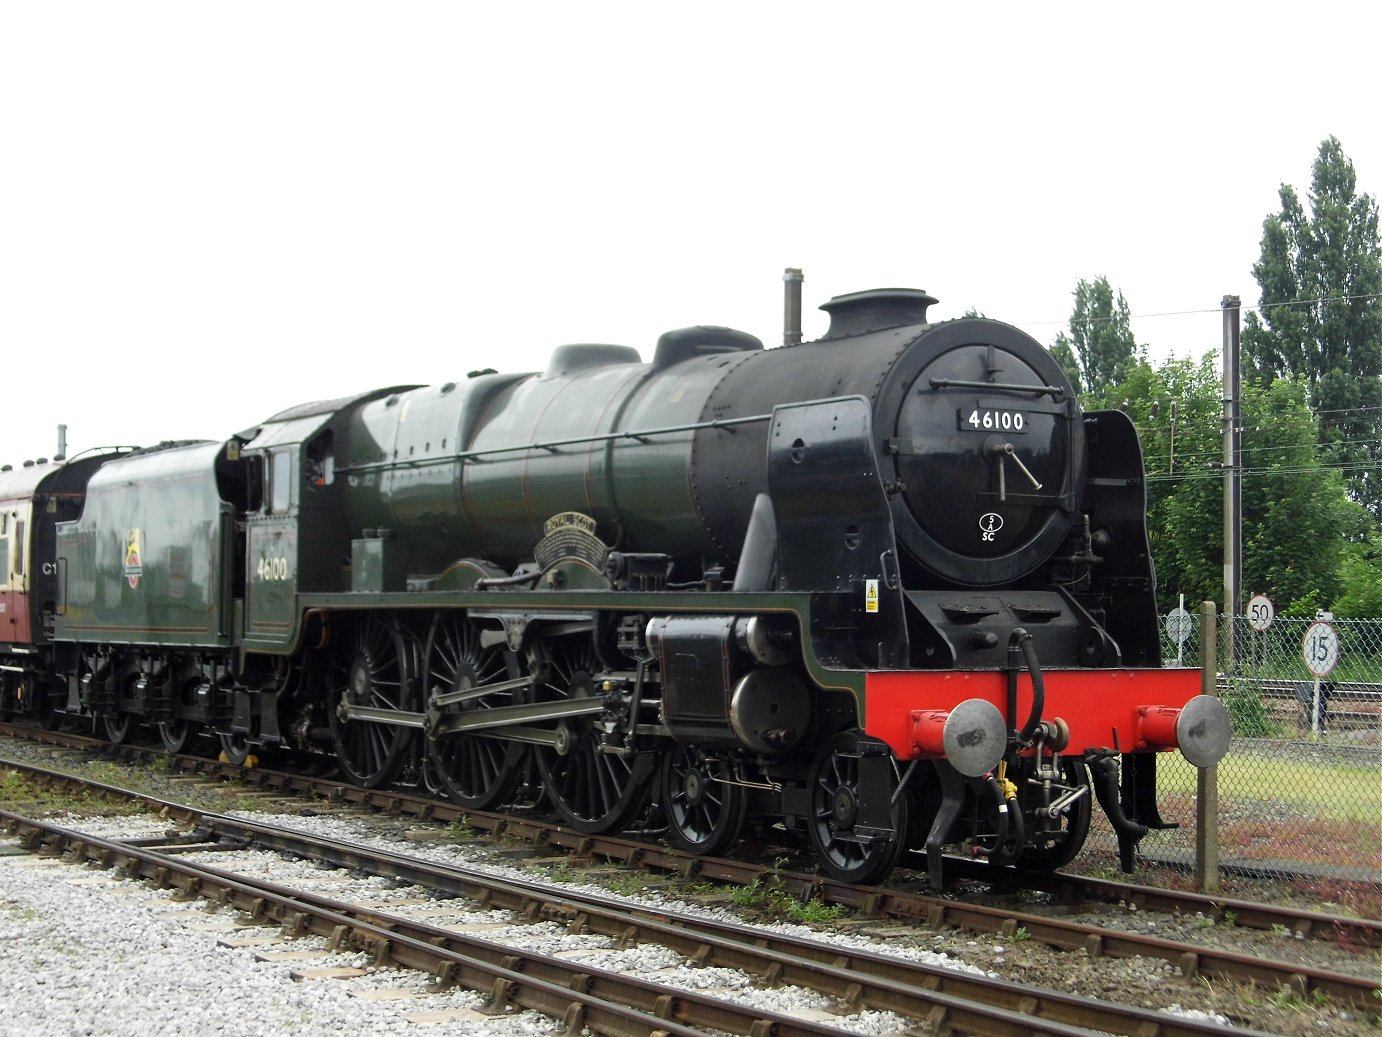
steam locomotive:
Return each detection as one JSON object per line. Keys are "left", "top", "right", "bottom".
{"left": 0, "top": 283, "right": 1229, "bottom": 886}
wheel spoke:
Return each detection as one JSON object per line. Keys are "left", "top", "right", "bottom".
{"left": 807, "top": 732, "right": 908, "bottom": 884}
{"left": 327, "top": 615, "right": 413, "bottom": 788}
{"left": 659, "top": 746, "right": 747, "bottom": 856}
{"left": 424, "top": 614, "right": 526, "bottom": 810}
{"left": 529, "top": 629, "right": 651, "bottom": 834}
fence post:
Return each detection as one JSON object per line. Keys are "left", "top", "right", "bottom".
{"left": 1196, "top": 601, "right": 1221, "bottom": 892}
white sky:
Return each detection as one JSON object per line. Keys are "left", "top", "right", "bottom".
{"left": 3, "top": 2, "right": 1380, "bottom": 465}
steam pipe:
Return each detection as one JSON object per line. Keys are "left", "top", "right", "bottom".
{"left": 1088, "top": 750, "right": 1149, "bottom": 872}
{"left": 783, "top": 267, "right": 803, "bottom": 346}
{"left": 975, "top": 774, "right": 1009, "bottom": 858}
{"left": 1006, "top": 628, "right": 1045, "bottom": 743}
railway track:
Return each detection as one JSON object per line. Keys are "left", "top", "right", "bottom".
{"left": 2, "top": 746, "right": 1379, "bottom": 1018}
{"left": 1221, "top": 677, "right": 1382, "bottom": 731}
{"left": 0, "top": 791, "right": 1306, "bottom": 1037}
{"left": 5, "top": 722, "right": 1378, "bottom": 952}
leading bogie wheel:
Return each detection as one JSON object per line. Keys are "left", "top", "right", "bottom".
{"left": 807, "top": 731, "right": 910, "bottom": 885}
{"left": 1013, "top": 758, "right": 1092, "bottom": 873}
{"left": 660, "top": 745, "right": 748, "bottom": 857}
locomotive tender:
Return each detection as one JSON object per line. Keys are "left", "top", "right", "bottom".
{"left": 0, "top": 284, "right": 1230, "bottom": 886}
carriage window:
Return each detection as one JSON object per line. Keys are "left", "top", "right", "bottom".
{"left": 0, "top": 512, "right": 10, "bottom": 586}
{"left": 12, "top": 520, "right": 22, "bottom": 576}
{"left": 269, "top": 450, "right": 292, "bottom": 513}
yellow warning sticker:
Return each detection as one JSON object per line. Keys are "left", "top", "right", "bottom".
{"left": 865, "top": 579, "right": 879, "bottom": 614}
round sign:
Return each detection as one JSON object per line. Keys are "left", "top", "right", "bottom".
{"left": 1164, "top": 607, "right": 1193, "bottom": 644}
{"left": 1247, "top": 594, "right": 1275, "bottom": 632}
{"left": 1302, "top": 621, "right": 1339, "bottom": 678}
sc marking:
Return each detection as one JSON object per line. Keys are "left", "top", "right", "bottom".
{"left": 979, "top": 513, "right": 1004, "bottom": 542}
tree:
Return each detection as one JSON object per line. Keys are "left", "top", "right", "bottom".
{"left": 1098, "top": 357, "right": 1364, "bottom": 616}
{"left": 1332, "top": 542, "right": 1382, "bottom": 617}
{"left": 1239, "top": 378, "right": 1365, "bottom": 615}
{"left": 1049, "top": 276, "right": 1141, "bottom": 396}
{"left": 1242, "top": 136, "right": 1382, "bottom": 518}
{"left": 1123, "top": 355, "right": 1226, "bottom": 610}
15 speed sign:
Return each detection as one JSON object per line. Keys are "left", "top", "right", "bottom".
{"left": 1302, "top": 621, "right": 1339, "bottom": 678}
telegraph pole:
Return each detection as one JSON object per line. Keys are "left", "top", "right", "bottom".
{"left": 1221, "top": 295, "right": 1242, "bottom": 669}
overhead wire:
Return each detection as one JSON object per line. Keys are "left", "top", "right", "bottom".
{"left": 1026, "top": 290, "right": 1382, "bottom": 331}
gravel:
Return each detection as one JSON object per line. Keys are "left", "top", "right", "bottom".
{"left": 1, "top": 738, "right": 1378, "bottom": 1036}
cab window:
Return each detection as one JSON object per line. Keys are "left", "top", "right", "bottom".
{"left": 306, "top": 432, "right": 333, "bottom": 488}
{"left": 269, "top": 451, "right": 292, "bottom": 514}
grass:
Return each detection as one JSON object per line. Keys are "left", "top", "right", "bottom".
{"left": 1155, "top": 753, "right": 1381, "bottom": 822}
{"left": 728, "top": 878, "right": 847, "bottom": 923}
{"left": 0, "top": 766, "right": 149, "bottom": 818}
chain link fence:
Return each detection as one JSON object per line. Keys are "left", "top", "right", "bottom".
{"left": 1082, "top": 611, "right": 1381, "bottom": 885}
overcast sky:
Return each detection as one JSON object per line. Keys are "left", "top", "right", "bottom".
{"left": 3, "top": 2, "right": 1379, "bottom": 466}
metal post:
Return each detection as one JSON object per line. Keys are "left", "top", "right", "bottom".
{"left": 1221, "top": 296, "right": 1242, "bottom": 670}
{"left": 1195, "top": 600, "right": 1221, "bottom": 893}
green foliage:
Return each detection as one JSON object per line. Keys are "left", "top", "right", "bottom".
{"left": 444, "top": 818, "right": 476, "bottom": 841}
{"left": 1241, "top": 378, "right": 1364, "bottom": 612}
{"left": 783, "top": 897, "right": 846, "bottom": 924}
{"left": 1101, "top": 350, "right": 1369, "bottom": 615}
{"left": 1219, "top": 681, "right": 1279, "bottom": 738}
{"left": 602, "top": 871, "right": 649, "bottom": 896}
{"left": 1049, "top": 276, "right": 1144, "bottom": 396}
{"left": 1119, "top": 354, "right": 1229, "bottom": 609}
{"left": 547, "top": 858, "right": 578, "bottom": 882}
{"left": 1332, "top": 542, "right": 1382, "bottom": 616}
{"left": 726, "top": 879, "right": 845, "bottom": 922}
{"left": 1242, "top": 136, "right": 1382, "bottom": 519}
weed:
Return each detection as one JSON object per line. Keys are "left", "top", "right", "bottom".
{"left": 727, "top": 880, "right": 845, "bottom": 924}
{"left": 783, "top": 897, "right": 845, "bottom": 924}
{"left": 603, "top": 872, "right": 647, "bottom": 897}
{"left": 729, "top": 880, "right": 767, "bottom": 910}
{"left": 1005, "top": 926, "right": 1032, "bottom": 943}
{"left": 445, "top": 819, "right": 475, "bottom": 842}
{"left": 1270, "top": 987, "right": 1328, "bottom": 1011}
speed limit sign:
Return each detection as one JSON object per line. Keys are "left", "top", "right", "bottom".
{"left": 1302, "top": 621, "right": 1339, "bottom": 678}
{"left": 1247, "top": 594, "right": 1275, "bottom": 632}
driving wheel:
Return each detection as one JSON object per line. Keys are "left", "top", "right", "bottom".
{"left": 423, "top": 612, "right": 527, "bottom": 810}
{"left": 326, "top": 614, "right": 414, "bottom": 787}
{"left": 527, "top": 630, "right": 653, "bottom": 834}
